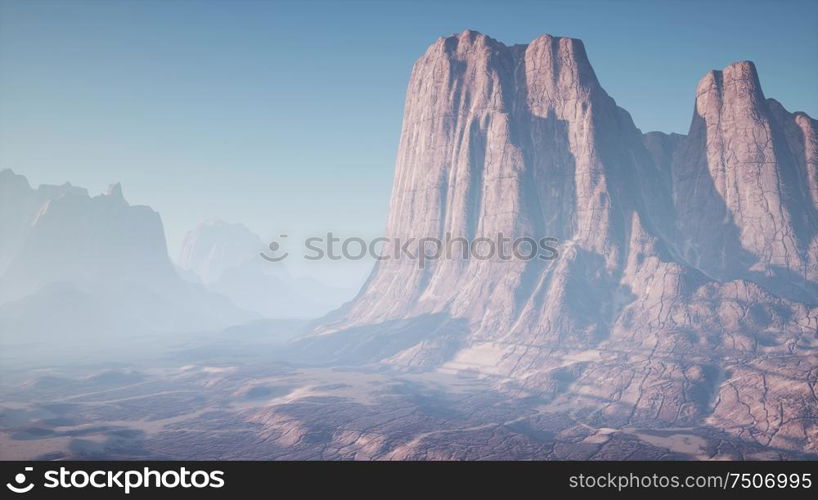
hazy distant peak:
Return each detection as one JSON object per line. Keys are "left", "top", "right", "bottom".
{"left": 178, "top": 218, "right": 267, "bottom": 283}
{"left": 105, "top": 182, "right": 125, "bottom": 201}
{"left": 0, "top": 169, "right": 34, "bottom": 196}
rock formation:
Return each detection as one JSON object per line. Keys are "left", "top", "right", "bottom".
{"left": 0, "top": 172, "right": 251, "bottom": 353}
{"left": 311, "top": 31, "right": 818, "bottom": 454}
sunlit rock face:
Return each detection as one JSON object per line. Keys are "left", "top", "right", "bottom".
{"left": 672, "top": 62, "right": 818, "bottom": 296}
{"left": 312, "top": 31, "right": 818, "bottom": 453}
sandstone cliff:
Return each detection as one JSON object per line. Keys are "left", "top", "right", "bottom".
{"left": 309, "top": 31, "right": 818, "bottom": 454}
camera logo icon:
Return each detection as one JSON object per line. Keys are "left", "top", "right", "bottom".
{"left": 6, "top": 467, "right": 34, "bottom": 494}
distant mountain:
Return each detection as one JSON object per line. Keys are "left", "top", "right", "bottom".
{"left": 0, "top": 171, "right": 253, "bottom": 355}
{"left": 0, "top": 170, "right": 88, "bottom": 277}
{"left": 308, "top": 32, "right": 818, "bottom": 454}
{"left": 178, "top": 220, "right": 354, "bottom": 318}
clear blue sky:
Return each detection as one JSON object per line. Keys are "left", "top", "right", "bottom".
{"left": 2, "top": 0, "right": 817, "bottom": 260}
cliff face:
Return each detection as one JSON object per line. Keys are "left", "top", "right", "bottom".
{"left": 311, "top": 31, "right": 818, "bottom": 453}
{"left": 334, "top": 32, "right": 660, "bottom": 331}
{"left": 672, "top": 62, "right": 818, "bottom": 296}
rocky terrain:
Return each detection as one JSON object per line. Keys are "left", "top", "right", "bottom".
{"left": 2, "top": 360, "right": 814, "bottom": 461}
{"left": 309, "top": 31, "right": 818, "bottom": 456}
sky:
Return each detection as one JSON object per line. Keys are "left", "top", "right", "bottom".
{"left": 1, "top": 0, "right": 817, "bottom": 282}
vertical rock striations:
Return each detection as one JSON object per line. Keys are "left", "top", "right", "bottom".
{"left": 331, "top": 32, "right": 663, "bottom": 335}
{"left": 311, "top": 31, "right": 818, "bottom": 453}
{"left": 672, "top": 61, "right": 818, "bottom": 297}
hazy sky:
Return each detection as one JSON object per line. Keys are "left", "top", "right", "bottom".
{"left": 2, "top": 0, "right": 817, "bottom": 269}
